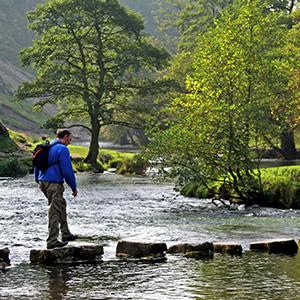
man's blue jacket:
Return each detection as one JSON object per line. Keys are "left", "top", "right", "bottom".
{"left": 34, "top": 139, "right": 77, "bottom": 192}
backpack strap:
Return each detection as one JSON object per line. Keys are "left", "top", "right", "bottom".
{"left": 43, "top": 141, "right": 63, "bottom": 170}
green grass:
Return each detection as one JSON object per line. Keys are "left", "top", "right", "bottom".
{"left": 181, "top": 166, "right": 300, "bottom": 209}
{"left": 68, "top": 145, "right": 134, "bottom": 160}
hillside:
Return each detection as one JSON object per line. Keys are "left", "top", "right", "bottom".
{"left": 0, "top": 0, "right": 165, "bottom": 134}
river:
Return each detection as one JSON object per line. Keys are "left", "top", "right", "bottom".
{"left": 1, "top": 173, "right": 300, "bottom": 299}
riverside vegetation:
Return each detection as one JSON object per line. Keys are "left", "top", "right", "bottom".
{"left": 0, "top": 129, "right": 147, "bottom": 177}
{"left": 0, "top": 0, "right": 299, "bottom": 209}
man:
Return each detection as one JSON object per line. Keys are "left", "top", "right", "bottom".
{"left": 35, "top": 129, "right": 78, "bottom": 249}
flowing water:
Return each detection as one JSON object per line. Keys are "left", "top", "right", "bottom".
{"left": 1, "top": 173, "right": 300, "bottom": 299}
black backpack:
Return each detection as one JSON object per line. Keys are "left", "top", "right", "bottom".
{"left": 32, "top": 141, "right": 60, "bottom": 172}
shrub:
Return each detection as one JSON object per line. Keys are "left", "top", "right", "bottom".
{"left": 116, "top": 154, "right": 148, "bottom": 175}
{"left": 0, "top": 158, "right": 28, "bottom": 177}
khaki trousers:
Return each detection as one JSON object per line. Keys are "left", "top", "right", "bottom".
{"left": 40, "top": 182, "right": 71, "bottom": 246}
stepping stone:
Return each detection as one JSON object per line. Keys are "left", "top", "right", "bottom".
{"left": 213, "top": 243, "right": 243, "bottom": 256}
{"left": 184, "top": 242, "right": 214, "bottom": 260}
{"left": 116, "top": 241, "right": 167, "bottom": 261}
{"left": 0, "top": 248, "right": 10, "bottom": 271}
{"left": 167, "top": 243, "right": 189, "bottom": 254}
{"left": 250, "top": 239, "right": 298, "bottom": 255}
{"left": 30, "top": 245, "right": 104, "bottom": 265}
{"left": 168, "top": 242, "right": 214, "bottom": 260}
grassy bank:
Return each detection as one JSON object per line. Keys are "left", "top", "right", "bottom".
{"left": 0, "top": 131, "right": 144, "bottom": 177}
{"left": 0, "top": 133, "right": 31, "bottom": 177}
{"left": 181, "top": 166, "right": 300, "bottom": 209}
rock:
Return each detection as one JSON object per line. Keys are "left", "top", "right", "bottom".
{"left": 30, "top": 245, "right": 104, "bottom": 265}
{"left": 213, "top": 243, "right": 243, "bottom": 256}
{"left": 184, "top": 242, "right": 214, "bottom": 260}
{"left": 0, "top": 262, "right": 8, "bottom": 271}
{"left": 250, "top": 239, "right": 298, "bottom": 255}
{"left": 167, "top": 243, "right": 189, "bottom": 254}
{"left": 116, "top": 241, "right": 167, "bottom": 261}
{"left": 185, "top": 242, "right": 213, "bottom": 253}
{"left": 167, "top": 242, "right": 214, "bottom": 260}
{"left": 0, "top": 247, "right": 10, "bottom": 265}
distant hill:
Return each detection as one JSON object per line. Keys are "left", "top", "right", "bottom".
{"left": 0, "top": 0, "right": 165, "bottom": 134}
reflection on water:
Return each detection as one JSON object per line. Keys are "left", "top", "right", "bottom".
{"left": 1, "top": 173, "right": 300, "bottom": 299}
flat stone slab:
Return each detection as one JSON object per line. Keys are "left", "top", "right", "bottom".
{"left": 116, "top": 241, "right": 167, "bottom": 260}
{"left": 30, "top": 245, "right": 104, "bottom": 265}
{"left": 167, "top": 243, "right": 189, "bottom": 254}
{"left": 213, "top": 243, "right": 243, "bottom": 256}
{"left": 167, "top": 242, "right": 214, "bottom": 260}
{"left": 250, "top": 239, "right": 298, "bottom": 255}
{"left": 168, "top": 242, "right": 213, "bottom": 254}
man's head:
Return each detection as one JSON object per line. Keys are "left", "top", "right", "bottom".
{"left": 57, "top": 129, "right": 72, "bottom": 146}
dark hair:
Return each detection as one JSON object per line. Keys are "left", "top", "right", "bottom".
{"left": 57, "top": 129, "right": 71, "bottom": 139}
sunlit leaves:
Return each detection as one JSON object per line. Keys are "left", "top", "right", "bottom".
{"left": 147, "top": 0, "right": 295, "bottom": 201}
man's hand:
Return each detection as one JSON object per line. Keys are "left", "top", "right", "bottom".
{"left": 72, "top": 189, "right": 78, "bottom": 197}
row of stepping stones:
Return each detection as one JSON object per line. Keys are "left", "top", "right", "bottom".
{"left": 0, "top": 239, "right": 299, "bottom": 267}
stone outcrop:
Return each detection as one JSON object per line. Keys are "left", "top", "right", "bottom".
{"left": 0, "top": 247, "right": 10, "bottom": 270}
{"left": 250, "top": 239, "right": 298, "bottom": 255}
{"left": 168, "top": 242, "right": 214, "bottom": 260}
{"left": 213, "top": 243, "right": 243, "bottom": 256}
{"left": 116, "top": 241, "right": 167, "bottom": 261}
{"left": 30, "top": 245, "right": 104, "bottom": 265}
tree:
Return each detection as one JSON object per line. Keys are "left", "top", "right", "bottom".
{"left": 161, "top": 0, "right": 299, "bottom": 159}
{"left": 17, "top": 0, "right": 169, "bottom": 167}
{"left": 277, "top": 0, "right": 299, "bottom": 159}
{"left": 146, "top": 0, "right": 290, "bottom": 203}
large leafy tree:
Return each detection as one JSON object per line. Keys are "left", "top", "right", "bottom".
{"left": 162, "top": 0, "right": 299, "bottom": 159}
{"left": 147, "top": 0, "right": 290, "bottom": 203}
{"left": 17, "top": 0, "right": 169, "bottom": 166}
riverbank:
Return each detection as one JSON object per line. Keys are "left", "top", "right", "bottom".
{"left": 0, "top": 130, "right": 146, "bottom": 177}
{"left": 181, "top": 166, "right": 300, "bottom": 209}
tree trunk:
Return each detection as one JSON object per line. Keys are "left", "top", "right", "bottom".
{"left": 280, "top": 130, "right": 298, "bottom": 160}
{"left": 0, "top": 120, "right": 9, "bottom": 136}
{"left": 84, "top": 117, "right": 100, "bottom": 166}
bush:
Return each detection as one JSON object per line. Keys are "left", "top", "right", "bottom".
{"left": 0, "top": 158, "right": 28, "bottom": 177}
{"left": 181, "top": 182, "right": 210, "bottom": 198}
{"left": 116, "top": 154, "right": 148, "bottom": 175}
{"left": 180, "top": 166, "right": 300, "bottom": 209}
{"left": 260, "top": 167, "right": 300, "bottom": 209}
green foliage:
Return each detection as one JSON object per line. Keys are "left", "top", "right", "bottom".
{"left": 72, "top": 157, "right": 95, "bottom": 173}
{"left": 180, "top": 182, "right": 209, "bottom": 199}
{"left": 260, "top": 166, "right": 300, "bottom": 208}
{"left": 181, "top": 166, "right": 300, "bottom": 209}
{"left": 147, "top": 0, "right": 294, "bottom": 202}
{"left": 116, "top": 154, "right": 148, "bottom": 175}
{"left": 0, "top": 158, "right": 28, "bottom": 177}
{"left": 17, "top": 0, "right": 169, "bottom": 166}
{"left": 0, "top": 135, "right": 19, "bottom": 153}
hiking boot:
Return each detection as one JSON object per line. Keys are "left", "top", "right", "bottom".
{"left": 62, "top": 234, "right": 78, "bottom": 242}
{"left": 47, "top": 241, "right": 68, "bottom": 250}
